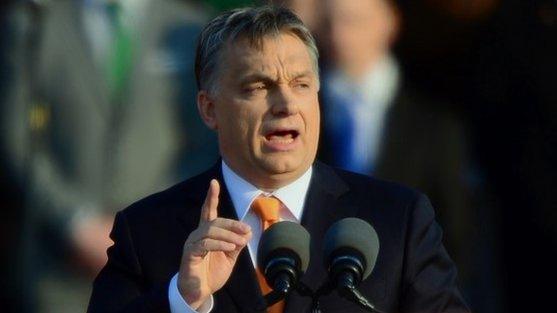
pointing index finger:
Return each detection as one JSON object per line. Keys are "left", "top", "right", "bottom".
{"left": 200, "top": 179, "right": 220, "bottom": 224}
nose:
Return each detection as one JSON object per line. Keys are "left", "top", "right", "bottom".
{"left": 271, "top": 85, "right": 299, "bottom": 117}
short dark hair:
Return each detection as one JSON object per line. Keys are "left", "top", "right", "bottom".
{"left": 195, "top": 5, "right": 319, "bottom": 93}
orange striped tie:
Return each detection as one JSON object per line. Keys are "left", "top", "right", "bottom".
{"left": 251, "top": 196, "right": 284, "bottom": 313}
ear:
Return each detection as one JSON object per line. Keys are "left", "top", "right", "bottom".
{"left": 197, "top": 90, "right": 218, "bottom": 130}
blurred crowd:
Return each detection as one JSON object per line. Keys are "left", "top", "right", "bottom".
{"left": 1, "top": 0, "right": 555, "bottom": 312}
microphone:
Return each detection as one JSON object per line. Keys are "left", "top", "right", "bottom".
{"left": 322, "top": 217, "right": 384, "bottom": 313}
{"left": 257, "top": 221, "right": 311, "bottom": 307}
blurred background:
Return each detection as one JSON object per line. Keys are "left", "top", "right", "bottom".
{"left": 0, "top": 0, "right": 555, "bottom": 312}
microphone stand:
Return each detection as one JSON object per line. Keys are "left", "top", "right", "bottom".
{"left": 261, "top": 273, "right": 387, "bottom": 313}
{"left": 336, "top": 272, "right": 385, "bottom": 313}
{"left": 261, "top": 280, "right": 317, "bottom": 312}
{"left": 309, "top": 275, "right": 387, "bottom": 313}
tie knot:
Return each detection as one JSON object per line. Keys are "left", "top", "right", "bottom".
{"left": 251, "top": 196, "right": 281, "bottom": 230}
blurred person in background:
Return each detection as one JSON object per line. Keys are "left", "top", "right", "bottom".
{"left": 311, "top": 0, "right": 487, "bottom": 310}
{"left": 1, "top": 0, "right": 217, "bottom": 312}
{"left": 272, "top": 0, "right": 321, "bottom": 34}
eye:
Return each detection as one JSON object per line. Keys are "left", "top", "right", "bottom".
{"left": 243, "top": 83, "right": 267, "bottom": 94}
{"left": 293, "top": 81, "right": 311, "bottom": 90}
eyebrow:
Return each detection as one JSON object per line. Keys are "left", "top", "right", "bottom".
{"left": 239, "top": 71, "right": 315, "bottom": 86}
{"left": 239, "top": 74, "right": 275, "bottom": 86}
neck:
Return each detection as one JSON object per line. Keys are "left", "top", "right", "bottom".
{"left": 221, "top": 159, "right": 309, "bottom": 192}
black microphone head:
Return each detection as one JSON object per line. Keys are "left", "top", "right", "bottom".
{"left": 323, "top": 217, "right": 379, "bottom": 281}
{"left": 257, "top": 221, "right": 311, "bottom": 274}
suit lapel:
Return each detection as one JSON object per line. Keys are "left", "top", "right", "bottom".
{"left": 218, "top": 171, "right": 266, "bottom": 313}
{"left": 284, "top": 162, "right": 352, "bottom": 313}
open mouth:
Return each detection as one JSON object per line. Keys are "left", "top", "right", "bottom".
{"left": 265, "top": 129, "right": 300, "bottom": 144}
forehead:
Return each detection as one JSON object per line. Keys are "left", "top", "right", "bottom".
{"left": 220, "top": 32, "right": 315, "bottom": 76}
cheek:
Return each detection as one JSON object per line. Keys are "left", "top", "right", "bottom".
{"left": 303, "top": 103, "right": 321, "bottom": 141}
{"left": 218, "top": 100, "right": 247, "bottom": 129}
{"left": 228, "top": 108, "right": 261, "bottom": 145}
{"left": 314, "top": 107, "right": 321, "bottom": 137}
{"left": 311, "top": 114, "right": 321, "bottom": 145}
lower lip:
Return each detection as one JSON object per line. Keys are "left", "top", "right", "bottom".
{"left": 263, "top": 135, "right": 300, "bottom": 152}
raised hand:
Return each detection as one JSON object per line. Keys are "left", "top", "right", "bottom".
{"left": 178, "top": 179, "right": 252, "bottom": 309}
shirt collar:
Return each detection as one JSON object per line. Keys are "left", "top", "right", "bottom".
{"left": 221, "top": 160, "right": 312, "bottom": 222}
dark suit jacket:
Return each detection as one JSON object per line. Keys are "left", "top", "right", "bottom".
{"left": 88, "top": 162, "right": 470, "bottom": 313}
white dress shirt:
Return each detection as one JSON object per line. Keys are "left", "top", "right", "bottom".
{"left": 169, "top": 161, "right": 313, "bottom": 313}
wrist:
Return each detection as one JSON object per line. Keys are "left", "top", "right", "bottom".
{"left": 177, "top": 273, "right": 208, "bottom": 310}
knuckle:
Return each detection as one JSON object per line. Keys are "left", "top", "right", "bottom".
{"left": 199, "top": 238, "right": 210, "bottom": 250}
{"left": 220, "top": 218, "right": 236, "bottom": 229}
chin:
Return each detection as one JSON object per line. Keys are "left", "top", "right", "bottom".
{"left": 260, "top": 155, "right": 306, "bottom": 175}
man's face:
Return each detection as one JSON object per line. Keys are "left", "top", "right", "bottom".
{"left": 323, "top": 0, "right": 398, "bottom": 78}
{"left": 198, "top": 33, "right": 320, "bottom": 189}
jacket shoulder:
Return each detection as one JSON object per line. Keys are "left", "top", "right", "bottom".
{"left": 324, "top": 163, "right": 422, "bottom": 204}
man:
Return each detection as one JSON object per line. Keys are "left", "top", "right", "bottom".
{"left": 88, "top": 6, "right": 470, "bottom": 313}
{"left": 316, "top": 0, "right": 476, "bottom": 299}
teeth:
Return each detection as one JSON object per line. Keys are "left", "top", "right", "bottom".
{"left": 269, "top": 135, "right": 294, "bottom": 144}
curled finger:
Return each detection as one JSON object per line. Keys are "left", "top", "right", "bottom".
{"left": 211, "top": 218, "right": 251, "bottom": 235}
{"left": 204, "top": 225, "right": 249, "bottom": 247}
{"left": 186, "top": 238, "right": 237, "bottom": 258}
